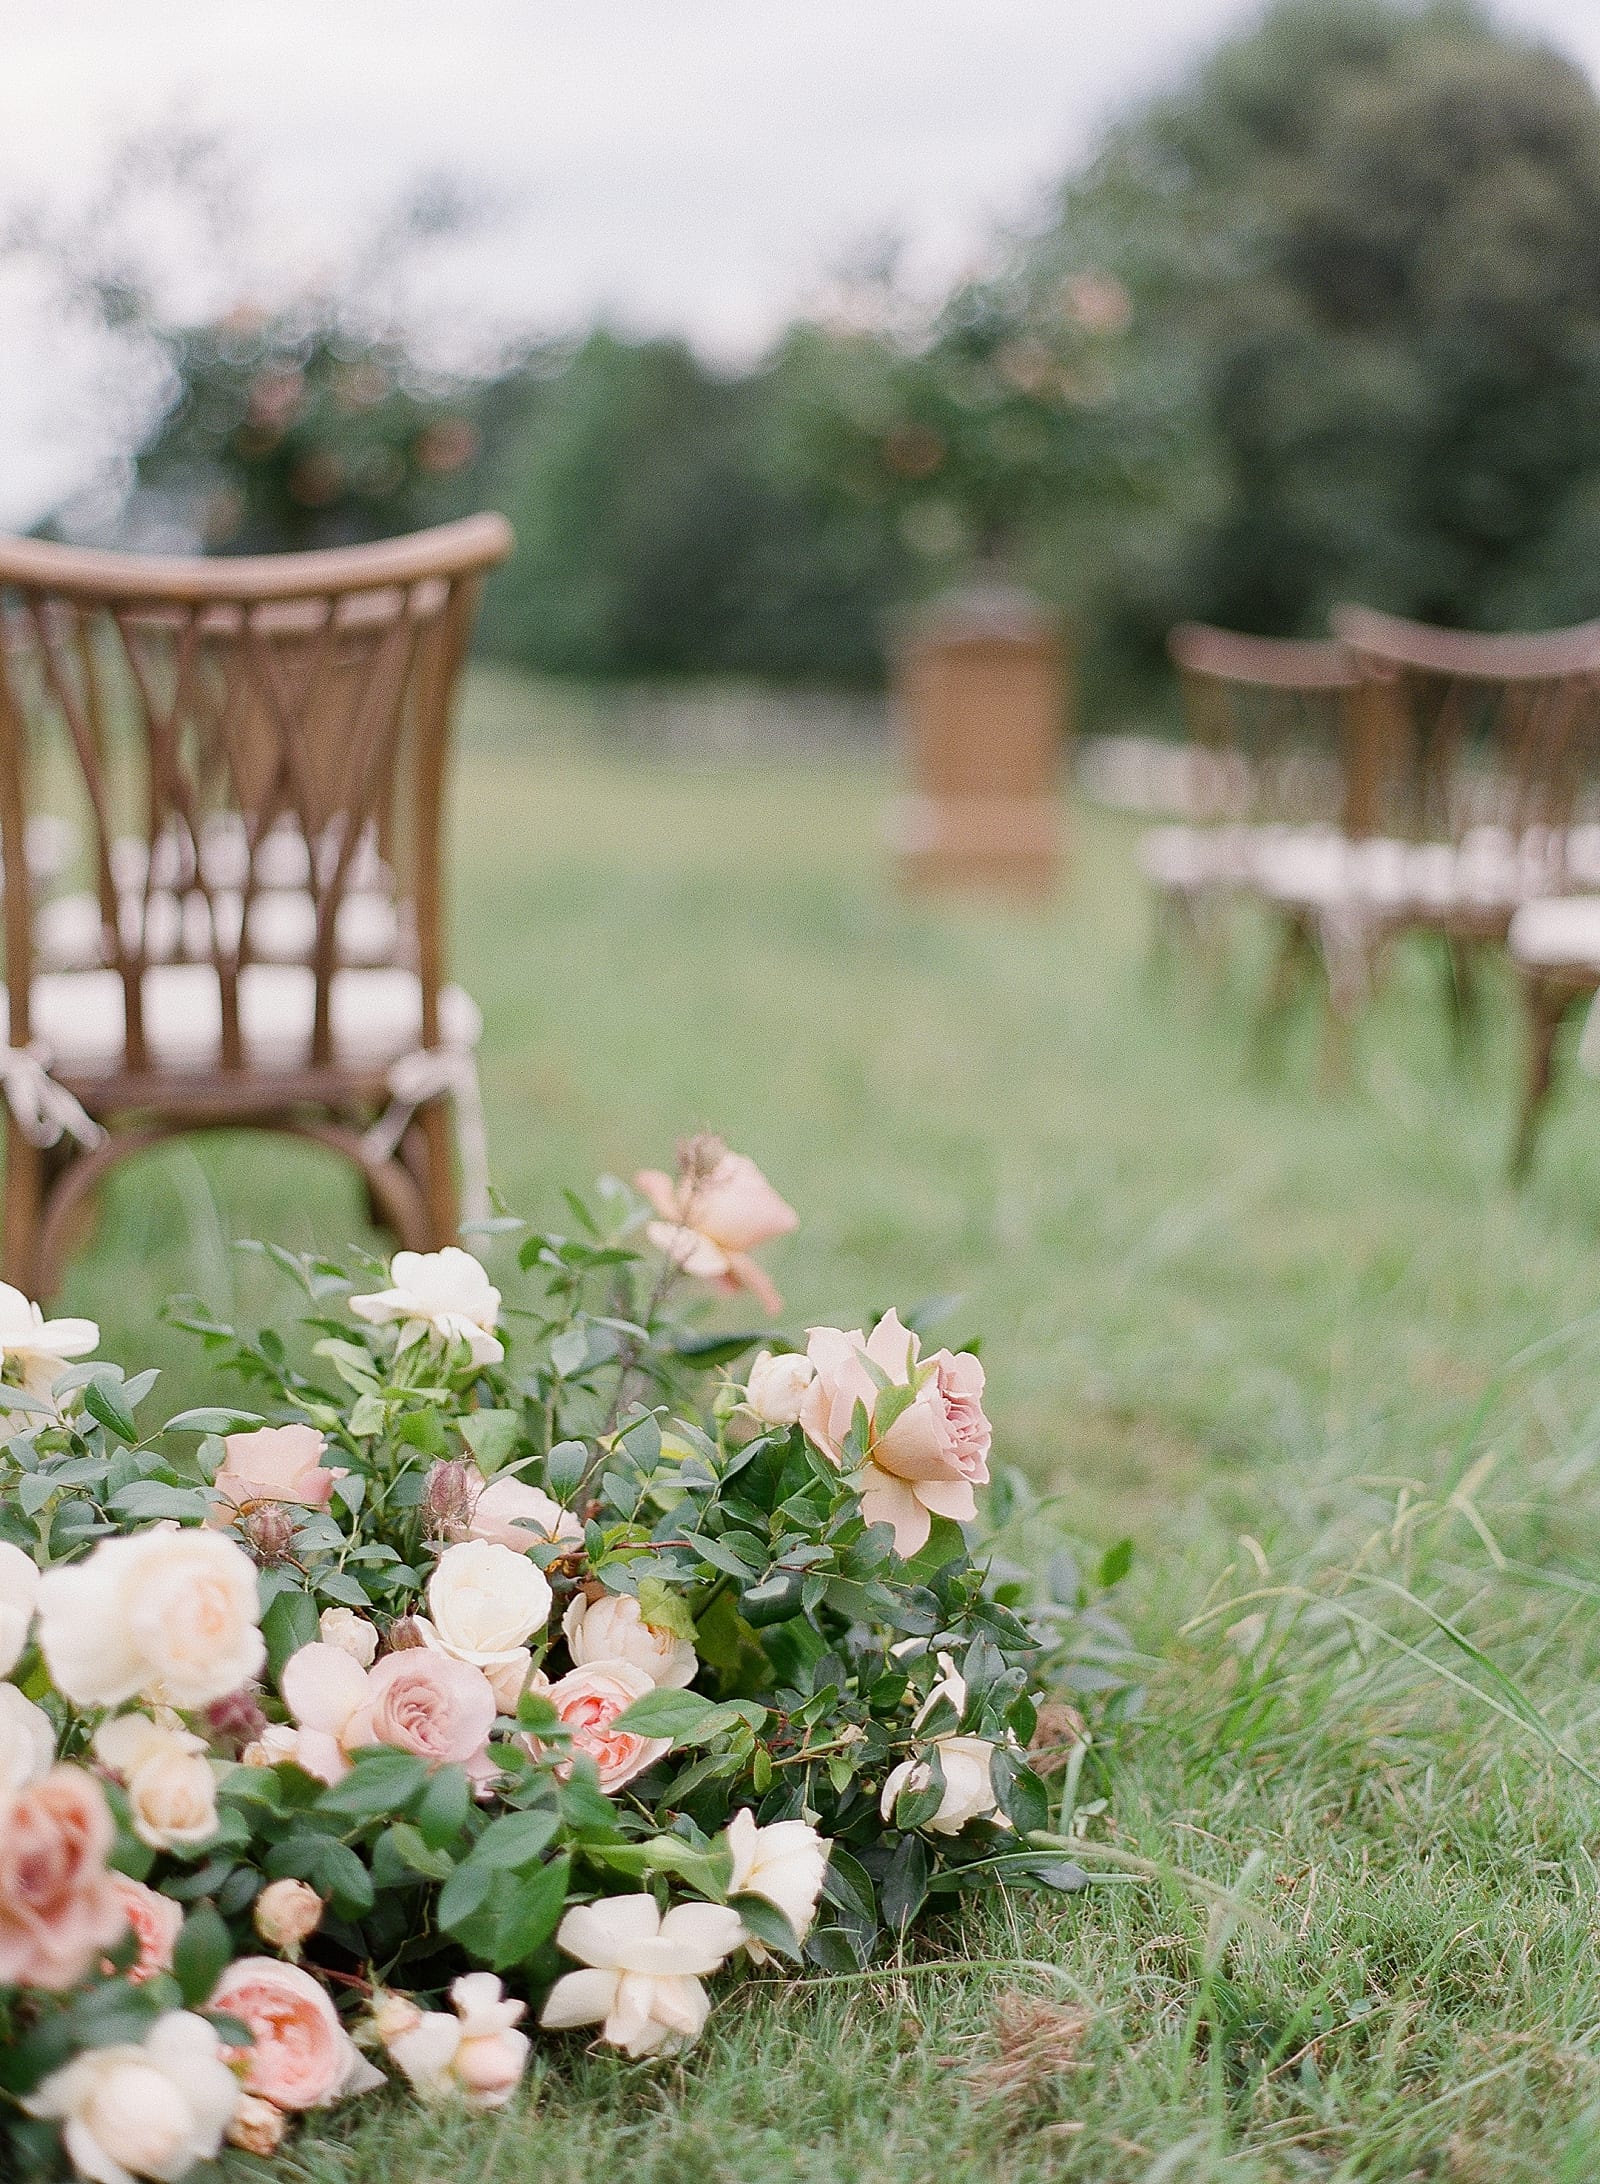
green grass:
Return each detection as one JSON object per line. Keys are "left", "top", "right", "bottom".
{"left": 50, "top": 667, "right": 1600, "bottom": 2180}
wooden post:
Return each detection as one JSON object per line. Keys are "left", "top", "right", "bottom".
{"left": 888, "top": 581, "right": 1066, "bottom": 902}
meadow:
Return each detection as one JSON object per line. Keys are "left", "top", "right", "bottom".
{"left": 51, "top": 668, "right": 1600, "bottom": 2181}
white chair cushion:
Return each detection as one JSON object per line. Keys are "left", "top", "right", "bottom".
{"left": 1256, "top": 827, "right": 1562, "bottom": 919}
{"left": 4, "top": 964, "right": 480, "bottom": 1078}
{"left": 34, "top": 888, "right": 402, "bottom": 973}
{"left": 1508, "top": 896, "right": 1600, "bottom": 972}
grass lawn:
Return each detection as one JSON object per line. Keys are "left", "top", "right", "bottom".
{"left": 47, "top": 667, "right": 1600, "bottom": 2180}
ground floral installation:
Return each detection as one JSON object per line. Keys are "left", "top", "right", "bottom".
{"left": 0, "top": 1136, "right": 1135, "bottom": 2180}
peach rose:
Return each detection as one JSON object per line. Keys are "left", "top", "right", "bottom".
{"left": 468, "top": 1472, "right": 583, "bottom": 1554}
{"left": 208, "top": 1423, "right": 346, "bottom": 1526}
{"left": 635, "top": 1143, "right": 797, "bottom": 1315}
{"left": 0, "top": 1764, "right": 128, "bottom": 1990}
{"left": 36, "top": 1525, "right": 264, "bottom": 1710}
{"left": 541, "top": 1660, "right": 670, "bottom": 1792}
{"left": 211, "top": 1957, "right": 382, "bottom": 2111}
{"left": 562, "top": 1590, "right": 697, "bottom": 1689}
{"left": 254, "top": 1877, "right": 324, "bottom": 1953}
{"left": 799, "top": 1308, "right": 991, "bottom": 1556}
{"left": 107, "top": 1875, "right": 183, "bottom": 1984}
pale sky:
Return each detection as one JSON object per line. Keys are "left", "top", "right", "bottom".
{"left": 4, "top": 0, "right": 1600, "bottom": 527}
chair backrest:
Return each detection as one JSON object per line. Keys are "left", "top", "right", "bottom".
{"left": 0, "top": 516, "right": 512, "bottom": 1074}
{"left": 1331, "top": 604, "right": 1600, "bottom": 850}
{"left": 1166, "top": 623, "right": 1367, "bottom": 831}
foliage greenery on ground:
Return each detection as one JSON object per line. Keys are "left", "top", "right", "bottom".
{"left": 46, "top": 671, "right": 1600, "bottom": 2180}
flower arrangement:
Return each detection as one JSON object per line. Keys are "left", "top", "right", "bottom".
{"left": 0, "top": 1137, "right": 1134, "bottom": 2178}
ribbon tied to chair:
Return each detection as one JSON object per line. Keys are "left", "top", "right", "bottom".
{"left": 0, "top": 1045, "right": 108, "bottom": 1152}
{"left": 361, "top": 1044, "right": 490, "bottom": 1225}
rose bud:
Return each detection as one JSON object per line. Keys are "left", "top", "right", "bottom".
{"left": 204, "top": 1689, "right": 268, "bottom": 1754}
{"left": 254, "top": 1878, "right": 324, "bottom": 1954}
{"left": 242, "top": 1503, "right": 297, "bottom": 1566}
{"left": 227, "top": 2094, "right": 288, "bottom": 2157}
{"left": 423, "top": 1460, "right": 477, "bottom": 1538}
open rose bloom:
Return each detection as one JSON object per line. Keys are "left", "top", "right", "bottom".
{"left": 635, "top": 1144, "right": 797, "bottom": 1314}
{"left": 280, "top": 1641, "right": 498, "bottom": 1785}
{"left": 208, "top": 1423, "right": 346, "bottom": 1526}
{"left": 800, "top": 1308, "right": 992, "bottom": 1555}
{"left": 541, "top": 1895, "right": 744, "bottom": 2057}
{"left": 213, "top": 1957, "right": 383, "bottom": 2111}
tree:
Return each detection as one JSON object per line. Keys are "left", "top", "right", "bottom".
{"left": 1032, "top": 0, "right": 1600, "bottom": 682}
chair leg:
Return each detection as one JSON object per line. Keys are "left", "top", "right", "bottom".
{"left": 2, "top": 1113, "right": 45, "bottom": 1295}
{"left": 408, "top": 1096, "right": 460, "bottom": 1248}
{"left": 1442, "top": 936, "right": 1479, "bottom": 1056}
{"left": 1510, "top": 973, "right": 1575, "bottom": 1182}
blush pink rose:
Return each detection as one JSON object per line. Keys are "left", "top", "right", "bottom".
{"left": 541, "top": 1660, "right": 670, "bottom": 1792}
{"left": 468, "top": 1473, "right": 583, "bottom": 1554}
{"left": 799, "top": 1308, "right": 991, "bottom": 1556}
{"left": 0, "top": 1765, "right": 128, "bottom": 1990}
{"left": 347, "top": 1649, "right": 498, "bottom": 1770}
{"left": 107, "top": 1875, "right": 183, "bottom": 1984}
{"left": 208, "top": 1423, "right": 346, "bottom": 1526}
{"left": 635, "top": 1145, "right": 797, "bottom": 1315}
{"left": 211, "top": 1958, "right": 374, "bottom": 2110}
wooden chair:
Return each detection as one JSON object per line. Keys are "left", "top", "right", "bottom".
{"left": 1262, "top": 606, "right": 1600, "bottom": 1033}
{"left": 1144, "top": 624, "right": 1366, "bottom": 956}
{"left": 0, "top": 514, "right": 513, "bottom": 1296}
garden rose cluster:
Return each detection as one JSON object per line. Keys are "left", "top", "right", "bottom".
{"left": 0, "top": 1149, "right": 1085, "bottom": 2184}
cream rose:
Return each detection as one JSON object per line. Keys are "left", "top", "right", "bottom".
{"left": 318, "top": 1606, "right": 380, "bottom": 1668}
{"left": 635, "top": 1145, "right": 797, "bottom": 1315}
{"left": 562, "top": 1589, "right": 697, "bottom": 1689}
{"left": 799, "top": 1309, "right": 992, "bottom": 1556}
{"left": 93, "top": 1713, "right": 219, "bottom": 1852}
{"left": 23, "top": 2010, "right": 240, "bottom": 2184}
{"left": 744, "top": 1348, "right": 817, "bottom": 1427}
{"left": 541, "top": 1659, "right": 670, "bottom": 1791}
{"left": 0, "top": 1680, "right": 54, "bottom": 1794}
{"left": 37, "top": 1525, "right": 264, "bottom": 1709}
{"left": 880, "top": 1734, "right": 1006, "bottom": 1835}
{"left": 418, "top": 1539, "right": 552, "bottom": 1673}
{"left": 212, "top": 1958, "right": 383, "bottom": 2111}
{"left": 350, "top": 1247, "right": 503, "bottom": 1365}
{"left": 724, "top": 1808, "right": 831, "bottom": 1959}
{"left": 468, "top": 1472, "right": 583, "bottom": 1553}
{"left": 0, "top": 1536, "right": 41, "bottom": 1677}
{"left": 208, "top": 1422, "right": 345, "bottom": 1526}
{"left": 541, "top": 1894, "right": 744, "bottom": 2057}
{"left": 254, "top": 1877, "right": 325, "bottom": 1953}
{"left": 0, "top": 1282, "right": 99, "bottom": 1402}
{"left": 377, "top": 1973, "right": 530, "bottom": 2110}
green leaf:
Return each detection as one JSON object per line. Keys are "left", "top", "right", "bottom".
{"left": 550, "top": 1327, "right": 590, "bottom": 1379}
{"left": 109, "top": 1480, "right": 211, "bottom": 1524}
{"left": 461, "top": 1408, "right": 522, "bottom": 1476}
{"left": 172, "top": 1902, "right": 232, "bottom": 2008}
{"left": 879, "top": 1832, "right": 931, "bottom": 1933}
{"left": 635, "top": 1575, "right": 697, "bottom": 1644}
{"left": 820, "top": 1847, "right": 877, "bottom": 1928}
{"left": 83, "top": 1376, "right": 139, "bottom": 1443}
{"left": 438, "top": 1857, "right": 496, "bottom": 1932}
{"left": 315, "top": 1569, "right": 374, "bottom": 1610}
{"left": 740, "top": 1567, "right": 808, "bottom": 1627}
{"left": 413, "top": 1763, "right": 474, "bottom": 1851}
{"left": 473, "top": 1807, "right": 560, "bottom": 1870}
{"left": 266, "top": 1834, "right": 374, "bottom": 1916}
{"left": 316, "top": 1748, "right": 431, "bottom": 1819}
{"left": 730, "top": 1891, "right": 802, "bottom": 1962}
{"left": 670, "top": 1331, "right": 766, "bottom": 1367}
{"left": 261, "top": 1585, "right": 320, "bottom": 1680}
{"left": 545, "top": 1440, "right": 588, "bottom": 1496}
{"left": 612, "top": 1686, "right": 722, "bottom": 1743}
{"left": 380, "top": 1822, "right": 456, "bottom": 1881}
{"left": 163, "top": 1407, "right": 265, "bottom": 1435}
{"left": 488, "top": 1854, "right": 571, "bottom": 1968}
{"left": 1098, "top": 1537, "right": 1135, "bottom": 1590}
{"left": 989, "top": 1748, "right": 1050, "bottom": 1835}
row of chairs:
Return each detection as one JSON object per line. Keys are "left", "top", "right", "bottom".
{"left": 1143, "top": 606, "right": 1600, "bottom": 1172}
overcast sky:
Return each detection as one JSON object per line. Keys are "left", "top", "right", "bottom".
{"left": 5, "top": 0, "right": 1600, "bottom": 526}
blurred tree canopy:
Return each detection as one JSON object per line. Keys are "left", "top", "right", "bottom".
{"left": 55, "top": 0, "right": 1600, "bottom": 714}
{"left": 1036, "top": 0, "right": 1600, "bottom": 698}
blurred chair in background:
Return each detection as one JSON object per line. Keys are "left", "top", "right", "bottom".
{"left": 1306, "top": 607, "right": 1600, "bottom": 1042}
{"left": 0, "top": 512, "right": 512, "bottom": 1295}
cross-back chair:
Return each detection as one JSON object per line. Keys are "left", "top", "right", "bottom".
{"left": 1142, "top": 624, "right": 1367, "bottom": 952}
{"left": 1257, "top": 605, "right": 1600, "bottom": 1034}
{"left": 0, "top": 513, "right": 513, "bottom": 1296}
